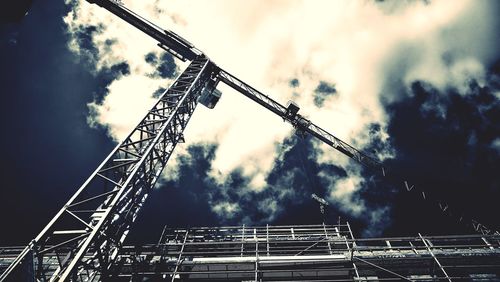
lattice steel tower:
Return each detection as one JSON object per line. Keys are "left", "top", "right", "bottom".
{"left": 0, "top": 0, "right": 499, "bottom": 281}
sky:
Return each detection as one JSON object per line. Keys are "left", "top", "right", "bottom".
{"left": 0, "top": 0, "right": 499, "bottom": 246}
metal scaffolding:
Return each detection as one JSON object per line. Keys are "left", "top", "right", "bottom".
{"left": 2, "top": 223, "right": 499, "bottom": 281}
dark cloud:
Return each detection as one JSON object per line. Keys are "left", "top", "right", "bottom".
{"left": 374, "top": 0, "right": 430, "bottom": 14}
{"left": 128, "top": 134, "right": 395, "bottom": 242}
{"left": 378, "top": 70, "right": 500, "bottom": 236}
{"left": 144, "top": 51, "right": 178, "bottom": 79}
{"left": 366, "top": 5, "right": 500, "bottom": 233}
{"left": 127, "top": 143, "right": 221, "bottom": 243}
{"left": 289, "top": 78, "right": 301, "bottom": 98}
{"left": 144, "top": 51, "right": 157, "bottom": 64}
{"left": 313, "top": 81, "right": 337, "bottom": 107}
{"left": 152, "top": 87, "right": 166, "bottom": 98}
{"left": 157, "top": 52, "right": 177, "bottom": 78}
{"left": 131, "top": 137, "right": 332, "bottom": 241}
{"left": 92, "top": 61, "right": 130, "bottom": 103}
{"left": 73, "top": 24, "right": 104, "bottom": 66}
{"left": 289, "top": 78, "right": 299, "bottom": 88}
{"left": 364, "top": 123, "right": 393, "bottom": 157}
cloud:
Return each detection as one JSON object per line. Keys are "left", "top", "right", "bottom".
{"left": 323, "top": 170, "right": 365, "bottom": 216}
{"left": 87, "top": 74, "right": 159, "bottom": 139}
{"left": 144, "top": 51, "right": 178, "bottom": 79}
{"left": 162, "top": 136, "right": 394, "bottom": 237}
{"left": 492, "top": 138, "right": 500, "bottom": 154}
{"left": 313, "top": 81, "right": 337, "bottom": 108}
{"left": 380, "top": 69, "right": 500, "bottom": 233}
{"left": 63, "top": 0, "right": 499, "bottom": 235}
{"left": 212, "top": 201, "right": 240, "bottom": 219}
{"left": 162, "top": 141, "right": 297, "bottom": 225}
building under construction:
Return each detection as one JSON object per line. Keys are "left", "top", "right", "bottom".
{"left": 0, "top": 0, "right": 499, "bottom": 281}
{"left": 1, "top": 223, "right": 499, "bottom": 280}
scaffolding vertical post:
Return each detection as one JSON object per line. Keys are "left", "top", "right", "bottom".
{"left": 323, "top": 223, "right": 333, "bottom": 255}
{"left": 266, "top": 224, "right": 269, "bottom": 256}
{"left": 409, "top": 241, "right": 419, "bottom": 254}
{"left": 347, "top": 221, "right": 356, "bottom": 248}
{"left": 171, "top": 229, "right": 189, "bottom": 282}
{"left": 419, "top": 233, "right": 451, "bottom": 282}
{"left": 346, "top": 221, "right": 356, "bottom": 261}
{"left": 241, "top": 224, "right": 245, "bottom": 257}
{"left": 352, "top": 262, "right": 361, "bottom": 281}
{"left": 255, "top": 231, "right": 259, "bottom": 282}
{"left": 157, "top": 226, "right": 167, "bottom": 246}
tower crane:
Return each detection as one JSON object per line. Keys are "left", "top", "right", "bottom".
{"left": 1, "top": 0, "right": 498, "bottom": 281}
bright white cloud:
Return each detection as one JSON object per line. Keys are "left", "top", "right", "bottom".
{"left": 212, "top": 202, "right": 240, "bottom": 219}
{"left": 87, "top": 74, "right": 159, "bottom": 139}
{"left": 63, "top": 0, "right": 497, "bottom": 231}
{"left": 322, "top": 169, "right": 365, "bottom": 216}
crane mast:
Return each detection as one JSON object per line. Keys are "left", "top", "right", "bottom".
{"left": 1, "top": 55, "right": 216, "bottom": 281}
{"left": 1, "top": 0, "right": 498, "bottom": 281}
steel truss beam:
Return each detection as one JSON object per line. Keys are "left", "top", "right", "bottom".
{"left": 1, "top": 56, "right": 212, "bottom": 281}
